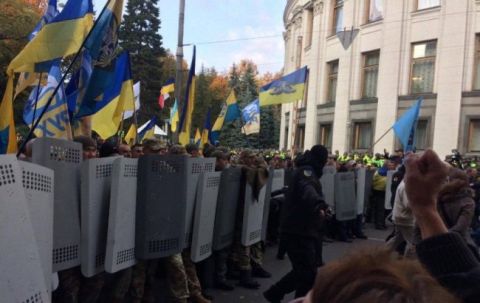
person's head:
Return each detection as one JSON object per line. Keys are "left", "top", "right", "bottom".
{"left": 186, "top": 143, "right": 201, "bottom": 158}
{"left": 169, "top": 144, "right": 187, "bottom": 155}
{"left": 74, "top": 136, "right": 97, "bottom": 159}
{"left": 387, "top": 160, "right": 397, "bottom": 171}
{"left": 99, "top": 141, "right": 118, "bottom": 158}
{"left": 131, "top": 143, "right": 144, "bottom": 158}
{"left": 143, "top": 139, "right": 167, "bottom": 155}
{"left": 239, "top": 150, "right": 256, "bottom": 167}
{"left": 439, "top": 168, "right": 472, "bottom": 199}
{"left": 118, "top": 144, "right": 132, "bottom": 158}
{"left": 307, "top": 248, "right": 459, "bottom": 303}
{"left": 466, "top": 167, "right": 478, "bottom": 178}
{"left": 212, "top": 150, "right": 229, "bottom": 171}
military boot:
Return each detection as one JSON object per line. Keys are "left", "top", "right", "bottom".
{"left": 190, "top": 293, "right": 211, "bottom": 303}
{"left": 238, "top": 270, "right": 260, "bottom": 289}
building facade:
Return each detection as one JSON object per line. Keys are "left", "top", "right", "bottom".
{"left": 281, "top": 0, "right": 480, "bottom": 158}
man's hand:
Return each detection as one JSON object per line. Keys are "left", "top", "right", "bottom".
{"left": 404, "top": 150, "right": 449, "bottom": 239}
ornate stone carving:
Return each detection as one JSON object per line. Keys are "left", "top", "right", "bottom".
{"left": 313, "top": 1, "right": 323, "bottom": 15}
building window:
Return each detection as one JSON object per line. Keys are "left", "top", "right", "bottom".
{"left": 296, "top": 36, "right": 303, "bottom": 69}
{"left": 474, "top": 35, "right": 480, "bottom": 90}
{"left": 352, "top": 122, "right": 373, "bottom": 150}
{"left": 417, "top": 0, "right": 440, "bottom": 10}
{"left": 468, "top": 119, "right": 480, "bottom": 152}
{"left": 410, "top": 41, "right": 436, "bottom": 94}
{"left": 414, "top": 120, "right": 429, "bottom": 150}
{"left": 332, "top": 0, "right": 344, "bottom": 35}
{"left": 327, "top": 60, "right": 339, "bottom": 103}
{"left": 367, "top": 0, "right": 383, "bottom": 23}
{"left": 362, "top": 51, "right": 380, "bottom": 98}
{"left": 319, "top": 124, "right": 333, "bottom": 150}
{"left": 305, "top": 7, "right": 314, "bottom": 48}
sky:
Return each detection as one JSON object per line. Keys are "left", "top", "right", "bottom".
{"left": 92, "top": 0, "right": 286, "bottom": 74}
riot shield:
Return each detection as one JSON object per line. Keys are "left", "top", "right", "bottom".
{"left": 19, "top": 161, "right": 54, "bottom": 292}
{"left": 241, "top": 182, "right": 266, "bottom": 246}
{"left": 32, "top": 138, "right": 82, "bottom": 272}
{"left": 321, "top": 166, "right": 336, "bottom": 210}
{"left": 184, "top": 158, "right": 215, "bottom": 248}
{"left": 334, "top": 172, "right": 357, "bottom": 221}
{"left": 356, "top": 167, "right": 366, "bottom": 215}
{"left": 261, "top": 168, "right": 275, "bottom": 241}
{"left": 136, "top": 155, "right": 188, "bottom": 259}
{"left": 81, "top": 157, "right": 118, "bottom": 277}
{"left": 105, "top": 158, "right": 138, "bottom": 273}
{"left": 191, "top": 171, "right": 221, "bottom": 262}
{"left": 0, "top": 155, "right": 50, "bottom": 302}
{"left": 212, "top": 167, "right": 242, "bottom": 251}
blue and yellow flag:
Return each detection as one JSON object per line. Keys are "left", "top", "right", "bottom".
{"left": 23, "top": 61, "right": 72, "bottom": 139}
{"left": 241, "top": 99, "right": 260, "bottom": 135}
{"left": 201, "top": 108, "right": 212, "bottom": 147}
{"left": 194, "top": 128, "right": 201, "bottom": 146}
{"left": 65, "top": 51, "right": 93, "bottom": 120}
{"left": 77, "top": 52, "right": 134, "bottom": 139}
{"left": 0, "top": 78, "right": 17, "bottom": 154}
{"left": 124, "top": 123, "right": 137, "bottom": 146}
{"left": 159, "top": 78, "right": 175, "bottom": 109}
{"left": 211, "top": 91, "right": 240, "bottom": 143}
{"left": 85, "top": 0, "right": 124, "bottom": 66}
{"left": 178, "top": 46, "right": 196, "bottom": 145}
{"left": 138, "top": 117, "right": 157, "bottom": 142}
{"left": 259, "top": 66, "right": 307, "bottom": 106}
{"left": 393, "top": 97, "right": 423, "bottom": 152}
{"left": 28, "top": 0, "right": 59, "bottom": 41}
{"left": 170, "top": 99, "right": 179, "bottom": 133}
{"left": 7, "top": 0, "right": 94, "bottom": 74}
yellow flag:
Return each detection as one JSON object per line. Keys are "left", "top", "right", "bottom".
{"left": 0, "top": 77, "right": 17, "bottom": 154}
{"left": 124, "top": 123, "right": 137, "bottom": 146}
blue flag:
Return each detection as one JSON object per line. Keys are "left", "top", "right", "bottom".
{"left": 393, "top": 97, "right": 423, "bottom": 152}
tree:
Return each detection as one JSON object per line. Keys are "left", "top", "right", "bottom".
{"left": 119, "top": 0, "right": 166, "bottom": 124}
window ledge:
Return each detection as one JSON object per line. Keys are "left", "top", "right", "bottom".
{"left": 318, "top": 102, "right": 335, "bottom": 109}
{"left": 304, "top": 44, "right": 312, "bottom": 52}
{"left": 350, "top": 98, "right": 378, "bottom": 105}
{"left": 398, "top": 93, "right": 437, "bottom": 100}
{"left": 411, "top": 6, "right": 441, "bottom": 17}
{"left": 361, "top": 19, "right": 383, "bottom": 29}
{"left": 462, "top": 91, "right": 480, "bottom": 97}
{"left": 326, "top": 34, "right": 338, "bottom": 41}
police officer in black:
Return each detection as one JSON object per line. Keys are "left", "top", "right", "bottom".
{"left": 264, "top": 145, "right": 329, "bottom": 302}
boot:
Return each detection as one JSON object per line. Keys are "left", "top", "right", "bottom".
{"left": 252, "top": 263, "right": 272, "bottom": 278}
{"left": 190, "top": 293, "right": 211, "bottom": 303}
{"left": 238, "top": 270, "right": 260, "bottom": 289}
{"left": 263, "top": 286, "right": 284, "bottom": 303}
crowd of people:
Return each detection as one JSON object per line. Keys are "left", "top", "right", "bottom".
{"left": 18, "top": 135, "right": 480, "bottom": 303}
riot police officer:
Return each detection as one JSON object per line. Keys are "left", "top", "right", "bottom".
{"left": 264, "top": 145, "right": 329, "bottom": 302}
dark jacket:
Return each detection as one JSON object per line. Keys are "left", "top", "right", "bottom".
{"left": 417, "top": 233, "right": 480, "bottom": 303}
{"left": 280, "top": 165, "right": 328, "bottom": 239}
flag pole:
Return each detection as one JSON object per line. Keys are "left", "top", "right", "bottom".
{"left": 17, "top": 0, "right": 113, "bottom": 156}
{"left": 370, "top": 126, "right": 393, "bottom": 152}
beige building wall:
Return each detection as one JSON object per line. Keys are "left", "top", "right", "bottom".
{"left": 282, "top": 0, "right": 480, "bottom": 158}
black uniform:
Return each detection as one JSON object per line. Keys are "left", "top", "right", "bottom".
{"left": 264, "top": 146, "right": 329, "bottom": 301}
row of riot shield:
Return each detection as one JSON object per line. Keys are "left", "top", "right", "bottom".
{"left": 320, "top": 167, "right": 376, "bottom": 221}
{"left": 2, "top": 138, "right": 283, "bottom": 303}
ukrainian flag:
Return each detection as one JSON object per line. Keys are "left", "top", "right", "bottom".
{"left": 89, "top": 51, "right": 134, "bottom": 139}
{"left": 138, "top": 117, "right": 157, "bottom": 142}
{"left": 259, "top": 66, "right": 308, "bottom": 106}
{"left": 178, "top": 46, "right": 196, "bottom": 146}
{"left": 201, "top": 108, "right": 212, "bottom": 147}
{"left": 124, "top": 123, "right": 137, "bottom": 146}
{"left": 170, "top": 99, "right": 179, "bottom": 133}
{"left": 7, "top": 0, "right": 94, "bottom": 74}
{"left": 194, "top": 128, "right": 201, "bottom": 146}
{"left": 0, "top": 78, "right": 17, "bottom": 154}
{"left": 211, "top": 91, "right": 240, "bottom": 143}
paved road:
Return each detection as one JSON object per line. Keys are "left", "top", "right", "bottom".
{"left": 209, "top": 225, "right": 391, "bottom": 303}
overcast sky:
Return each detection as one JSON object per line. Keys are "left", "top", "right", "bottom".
{"left": 92, "top": 0, "right": 286, "bottom": 74}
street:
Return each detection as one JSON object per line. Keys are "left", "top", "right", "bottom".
{"left": 210, "top": 225, "right": 391, "bottom": 303}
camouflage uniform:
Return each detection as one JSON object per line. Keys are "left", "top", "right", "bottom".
{"left": 142, "top": 259, "right": 160, "bottom": 303}
{"left": 128, "top": 261, "right": 146, "bottom": 303}
{"left": 110, "top": 268, "right": 133, "bottom": 302}
{"left": 164, "top": 254, "right": 189, "bottom": 302}
{"left": 250, "top": 242, "right": 264, "bottom": 267}
{"left": 78, "top": 272, "right": 106, "bottom": 303}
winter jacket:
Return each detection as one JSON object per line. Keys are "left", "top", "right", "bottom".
{"left": 280, "top": 165, "right": 328, "bottom": 239}
{"left": 417, "top": 232, "right": 480, "bottom": 303}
